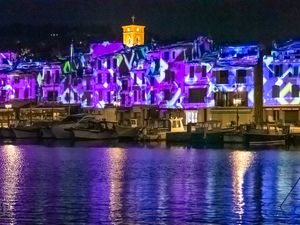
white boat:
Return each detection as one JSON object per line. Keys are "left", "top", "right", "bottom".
{"left": 72, "top": 121, "right": 118, "bottom": 140}
{"left": 116, "top": 119, "right": 141, "bottom": 139}
{"left": 51, "top": 114, "right": 90, "bottom": 139}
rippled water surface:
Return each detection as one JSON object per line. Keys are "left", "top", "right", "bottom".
{"left": 0, "top": 141, "right": 300, "bottom": 224}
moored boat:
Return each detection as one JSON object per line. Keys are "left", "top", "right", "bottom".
{"left": 244, "top": 124, "right": 288, "bottom": 147}
{"left": 51, "top": 114, "right": 88, "bottom": 139}
{"left": 0, "top": 127, "right": 15, "bottom": 138}
{"left": 72, "top": 120, "right": 117, "bottom": 140}
{"left": 116, "top": 119, "right": 141, "bottom": 139}
{"left": 190, "top": 120, "right": 233, "bottom": 145}
{"left": 13, "top": 120, "right": 40, "bottom": 139}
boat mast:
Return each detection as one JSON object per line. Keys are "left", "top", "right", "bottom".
{"left": 68, "top": 41, "right": 74, "bottom": 116}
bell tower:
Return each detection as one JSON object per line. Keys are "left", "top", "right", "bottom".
{"left": 122, "top": 16, "right": 145, "bottom": 47}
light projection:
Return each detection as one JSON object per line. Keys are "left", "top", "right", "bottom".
{"left": 263, "top": 41, "right": 300, "bottom": 106}
{"left": 0, "top": 35, "right": 275, "bottom": 114}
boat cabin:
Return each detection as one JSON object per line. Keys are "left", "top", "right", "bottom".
{"left": 169, "top": 117, "right": 185, "bottom": 132}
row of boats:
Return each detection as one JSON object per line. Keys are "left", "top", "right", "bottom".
{"left": 1, "top": 114, "right": 141, "bottom": 140}
{"left": 0, "top": 113, "right": 293, "bottom": 147}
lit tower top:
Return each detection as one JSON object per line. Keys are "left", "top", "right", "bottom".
{"left": 122, "top": 16, "right": 145, "bottom": 47}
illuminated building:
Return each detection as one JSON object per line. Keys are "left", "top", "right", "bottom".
{"left": 0, "top": 70, "right": 37, "bottom": 102}
{"left": 210, "top": 45, "right": 259, "bottom": 126}
{"left": 122, "top": 16, "right": 145, "bottom": 47}
{"left": 39, "top": 63, "right": 62, "bottom": 103}
{"left": 263, "top": 40, "right": 300, "bottom": 124}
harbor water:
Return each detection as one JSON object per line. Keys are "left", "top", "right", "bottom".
{"left": 0, "top": 141, "right": 300, "bottom": 224}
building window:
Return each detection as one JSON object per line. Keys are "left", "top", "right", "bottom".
{"left": 122, "top": 80, "right": 128, "bottom": 90}
{"left": 142, "top": 90, "right": 145, "bottom": 101}
{"left": 190, "top": 66, "right": 195, "bottom": 78}
{"left": 294, "top": 66, "right": 299, "bottom": 76}
{"left": 107, "top": 92, "right": 111, "bottom": 104}
{"left": 292, "top": 85, "right": 299, "bottom": 97}
{"left": 236, "top": 69, "right": 246, "bottom": 83}
{"left": 272, "top": 85, "right": 280, "bottom": 98}
{"left": 186, "top": 111, "right": 198, "bottom": 124}
{"left": 134, "top": 90, "right": 137, "bottom": 102}
{"left": 142, "top": 73, "right": 145, "bottom": 84}
{"left": 107, "top": 59, "right": 111, "bottom": 69}
{"left": 189, "top": 88, "right": 207, "bottom": 103}
{"left": 87, "top": 93, "right": 92, "bottom": 106}
{"left": 274, "top": 64, "right": 282, "bottom": 77}
{"left": 65, "top": 93, "right": 70, "bottom": 102}
{"left": 113, "top": 73, "right": 117, "bottom": 83}
{"left": 216, "top": 70, "right": 229, "bottom": 84}
{"left": 150, "top": 91, "right": 155, "bottom": 104}
{"left": 47, "top": 91, "right": 57, "bottom": 101}
{"left": 15, "top": 89, "right": 19, "bottom": 98}
{"left": 172, "top": 52, "right": 176, "bottom": 59}
{"left": 86, "top": 79, "right": 91, "bottom": 90}
{"left": 98, "top": 74, "right": 102, "bottom": 84}
{"left": 107, "top": 73, "right": 111, "bottom": 83}
{"left": 98, "top": 59, "right": 102, "bottom": 69}
{"left": 121, "top": 94, "right": 125, "bottom": 105}
{"left": 55, "top": 70, "right": 60, "bottom": 83}
{"left": 163, "top": 52, "right": 169, "bottom": 60}
{"left": 164, "top": 89, "right": 171, "bottom": 100}
{"left": 74, "top": 92, "right": 78, "bottom": 101}
{"left": 24, "top": 88, "right": 29, "bottom": 99}
{"left": 113, "top": 58, "right": 117, "bottom": 69}
{"left": 134, "top": 73, "right": 137, "bottom": 84}
{"left": 46, "top": 71, "right": 51, "bottom": 84}
{"left": 14, "top": 77, "right": 20, "bottom": 84}
{"left": 202, "top": 65, "right": 207, "bottom": 77}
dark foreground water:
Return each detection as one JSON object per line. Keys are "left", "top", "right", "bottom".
{"left": 0, "top": 141, "right": 300, "bottom": 224}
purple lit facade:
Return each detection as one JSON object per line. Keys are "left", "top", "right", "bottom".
{"left": 2, "top": 37, "right": 300, "bottom": 124}
{"left": 263, "top": 41, "right": 300, "bottom": 123}
{"left": 0, "top": 70, "right": 36, "bottom": 102}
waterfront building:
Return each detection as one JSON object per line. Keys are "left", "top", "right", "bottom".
{"left": 210, "top": 45, "right": 260, "bottom": 126}
{"left": 263, "top": 40, "right": 300, "bottom": 124}
{"left": 39, "top": 63, "right": 62, "bottom": 103}
{"left": 0, "top": 69, "right": 37, "bottom": 102}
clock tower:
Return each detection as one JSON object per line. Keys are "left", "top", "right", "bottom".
{"left": 122, "top": 16, "right": 145, "bottom": 47}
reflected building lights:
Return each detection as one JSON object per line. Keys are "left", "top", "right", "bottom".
{"left": 2, "top": 145, "right": 22, "bottom": 224}
{"left": 230, "top": 151, "right": 255, "bottom": 222}
{"left": 108, "top": 148, "right": 126, "bottom": 223}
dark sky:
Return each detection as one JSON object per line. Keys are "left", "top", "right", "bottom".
{"left": 1, "top": 0, "right": 300, "bottom": 44}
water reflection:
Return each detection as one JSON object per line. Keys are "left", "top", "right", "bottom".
{"left": 230, "top": 151, "right": 255, "bottom": 222}
{"left": 1, "top": 145, "right": 22, "bottom": 224}
{"left": 107, "top": 147, "right": 127, "bottom": 224}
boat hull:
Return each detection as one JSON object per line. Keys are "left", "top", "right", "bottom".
{"left": 72, "top": 129, "right": 117, "bottom": 140}
{"left": 191, "top": 132, "right": 224, "bottom": 145}
{"left": 115, "top": 126, "right": 140, "bottom": 139}
{"left": 0, "top": 128, "right": 15, "bottom": 138}
{"left": 13, "top": 128, "right": 39, "bottom": 139}
{"left": 40, "top": 127, "right": 54, "bottom": 139}
{"left": 245, "top": 133, "right": 287, "bottom": 146}
{"left": 52, "top": 124, "right": 74, "bottom": 139}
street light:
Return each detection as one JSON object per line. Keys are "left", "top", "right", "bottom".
{"left": 233, "top": 98, "right": 241, "bottom": 128}
{"left": 5, "top": 104, "right": 12, "bottom": 127}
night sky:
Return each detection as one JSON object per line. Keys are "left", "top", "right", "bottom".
{"left": 1, "top": 0, "right": 300, "bottom": 44}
